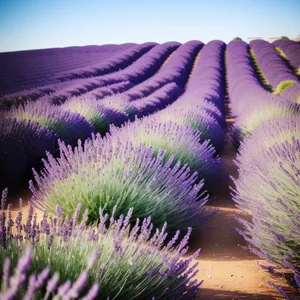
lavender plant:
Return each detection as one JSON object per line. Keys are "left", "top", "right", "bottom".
{"left": 282, "top": 83, "right": 300, "bottom": 104}
{"left": 109, "top": 117, "right": 222, "bottom": 190}
{"left": 232, "top": 99, "right": 300, "bottom": 145}
{"left": 30, "top": 138, "right": 214, "bottom": 231}
{"left": 0, "top": 247, "right": 100, "bottom": 300}
{"left": 0, "top": 196, "right": 203, "bottom": 299}
{"left": 61, "top": 96, "right": 128, "bottom": 134}
{"left": 235, "top": 116, "right": 300, "bottom": 174}
{"left": 6, "top": 101, "right": 94, "bottom": 146}
{"left": 0, "top": 118, "right": 56, "bottom": 190}
{"left": 157, "top": 107, "right": 225, "bottom": 153}
{"left": 232, "top": 122, "right": 300, "bottom": 297}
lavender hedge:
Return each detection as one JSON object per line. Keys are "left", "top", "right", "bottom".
{"left": 273, "top": 39, "right": 300, "bottom": 72}
{"left": 226, "top": 40, "right": 289, "bottom": 117}
{"left": 0, "top": 43, "right": 135, "bottom": 96}
{"left": 157, "top": 106, "right": 224, "bottom": 153}
{"left": 0, "top": 118, "right": 56, "bottom": 190}
{"left": 121, "top": 40, "right": 203, "bottom": 101}
{"left": 61, "top": 96, "right": 128, "bottom": 134}
{"left": 232, "top": 99, "right": 300, "bottom": 145}
{"left": 249, "top": 40, "right": 298, "bottom": 89}
{"left": 0, "top": 42, "right": 167, "bottom": 107}
{"left": 0, "top": 196, "right": 203, "bottom": 299}
{"left": 232, "top": 117, "right": 300, "bottom": 298}
{"left": 184, "top": 40, "right": 226, "bottom": 116}
{"left": 55, "top": 42, "right": 157, "bottom": 81}
{"left": 126, "top": 82, "right": 183, "bottom": 119}
{"left": 30, "top": 138, "right": 214, "bottom": 231}
{"left": 36, "top": 42, "right": 179, "bottom": 106}
{"left": 282, "top": 82, "right": 300, "bottom": 103}
{"left": 6, "top": 101, "right": 94, "bottom": 146}
{"left": 109, "top": 116, "right": 222, "bottom": 190}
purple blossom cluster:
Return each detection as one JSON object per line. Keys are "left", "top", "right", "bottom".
{"left": 232, "top": 115, "right": 300, "bottom": 298}
{"left": 108, "top": 115, "right": 221, "bottom": 191}
{"left": 249, "top": 40, "right": 298, "bottom": 88}
{"left": 0, "top": 248, "right": 100, "bottom": 300}
{"left": 30, "top": 136, "right": 214, "bottom": 231}
{"left": 0, "top": 196, "right": 203, "bottom": 299}
{"left": 0, "top": 118, "right": 56, "bottom": 190}
{"left": 273, "top": 38, "right": 300, "bottom": 71}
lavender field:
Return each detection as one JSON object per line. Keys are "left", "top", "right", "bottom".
{"left": 0, "top": 38, "right": 299, "bottom": 299}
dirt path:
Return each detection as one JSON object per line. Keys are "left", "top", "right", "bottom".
{"left": 191, "top": 116, "right": 292, "bottom": 299}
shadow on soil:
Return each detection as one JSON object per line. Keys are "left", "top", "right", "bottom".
{"left": 197, "top": 288, "right": 281, "bottom": 300}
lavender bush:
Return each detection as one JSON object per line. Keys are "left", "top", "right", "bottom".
{"left": 282, "top": 83, "right": 300, "bottom": 104}
{"left": 61, "top": 96, "right": 128, "bottom": 134}
{"left": 0, "top": 196, "right": 203, "bottom": 299}
{"left": 157, "top": 107, "right": 225, "bottom": 153}
{"left": 6, "top": 101, "right": 94, "bottom": 146}
{"left": 30, "top": 138, "right": 214, "bottom": 231}
{"left": 232, "top": 99, "right": 300, "bottom": 145}
{"left": 0, "top": 118, "right": 56, "bottom": 190}
{"left": 109, "top": 117, "right": 222, "bottom": 189}
{"left": 249, "top": 40, "right": 298, "bottom": 88}
{"left": 232, "top": 118, "right": 300, "bottom": 298}
{"left": 273, "top": 39, "right": 300, "bottom": 73}
{"left": 0, "top": 247, "right": 99, "bottom": 300}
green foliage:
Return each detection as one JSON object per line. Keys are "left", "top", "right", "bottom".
{"left": 249, "top": 49, "right": 273, "bottom": 92}
{"left": 273, "top": 80, "right": 296, "bottom": 94}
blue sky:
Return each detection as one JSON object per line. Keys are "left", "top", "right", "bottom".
{"left": 0, "top": 0, "right": 299, "bottom": 52}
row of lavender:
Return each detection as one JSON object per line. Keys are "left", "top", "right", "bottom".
{"left": 250, "top": 39, "right": 300, "bottom": 102}
{"left": 0, "top": 39, "right": 200, "bottom": 108}
{"left": 0, "top": 43, "right": 151, "bottom": 97}
{"left": 227, "top": 40, "right": 300, "bottom": 299}
{"left": 0, "top": 40, "right": 203, "bottom": 191}
{"left": 0, "top": 42, "right": 169, "bottom": 108}
{"left": 0, "top": 40, "right": 226, "bottom": 298}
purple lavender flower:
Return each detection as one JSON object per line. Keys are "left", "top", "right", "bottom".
{"left": 0, "top": 198, "right": 202, "bottom": 299}
{"left": 30, "top": 135, "right": 213, "bottom": 231}
{"left": 232, "top": 117, "right": 300, "bottom": 298}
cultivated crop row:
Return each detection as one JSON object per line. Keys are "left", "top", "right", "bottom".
{"left": 0, "top": 38, "right": 299, "bottom": 299}
{"left": 227, "top": 39, "right": 300, "bottom": 298}
{"left": 0, "top": 39, "right": 227, "bottom": 299}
